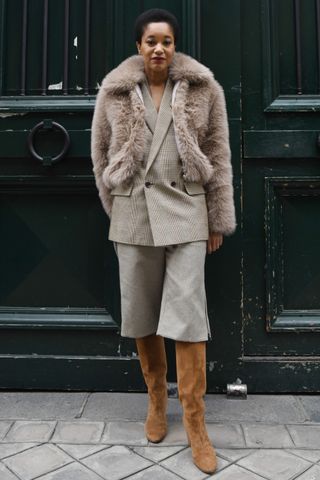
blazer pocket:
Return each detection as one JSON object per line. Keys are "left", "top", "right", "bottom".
{"left": 110, "top": 184, "right": 134, "bottom": 196}
{"left": 183, "top": 181, "right": 206, "bottom": 195}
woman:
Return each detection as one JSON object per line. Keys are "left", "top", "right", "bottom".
{"left": 91, "top": 8, "right": 236, "bottom": 475}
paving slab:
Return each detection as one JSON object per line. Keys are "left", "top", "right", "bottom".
{"left": 81, "top": 393, "right": 308, "bottom": 424}
{"left": 125, "top": 464, "right": 182, "bottom": 479}
{"left": 82, "top": 392, "right": 182, "bottom": 421}
{"left": 237, "top": 449, "right": 311, "bottom": 480}
{"left": 57, "top": 443, "right": 109, "bottom": 460}
{"left": 216, "top": 448, "right": 254, "bottom": 462}
{"left": 160, "top": 446, "right": 229, "bottom": 480}
{"left": 208, "top": 464, "right": 267, "bottom": 479}
{"left": 0, "top": 442, "right": 40, "bottom": 460}
{"left": 297, "top": 396, "right": 320, "bottom": 423}
{"left": 207, "top": 423, "right": 245, "bottom": 448}
{"left": 287, "top": 425, "right": 320, "bottom": 449}
{"left": 35, "top": 461, "right": 107, "bottom": 480}
{"left": 286, "top": 449, "right": 320, "bottom": 463}
{"left": 0, "top": 462, "right": 20, "bottom": 480}
{"left": 132, "top": 445, "right": 186, "bottom": 463}
{"left": 0, "top": 393, "right": 87, "bottom": 420}
{"left": 102, "top": 421, "right": 148, "bottom": 446}
{"left": 51, "top": 421, "right": 104, "bottom": 444}
{"left": 204, "top": 395, "right": 307, "bottom": 423}
{"left": 82, "top": 445, "right": 152, "bottom": 480}
{"left": 294, "top": 464, "right": 320, "bottom": 480}
{"left": 4, "top": 420, "right": 56, "bottom": 443}
{"left": 0, "top": 421, "right": 13, "bottom": 440}
{"left": 156, "top": 422, "right": 188, "bottom": 446}
{"left": 0, "top": 393, "right": 319, "bottom": 480}
{"left": 242, "top": 423, "right": 294, "bottom": 448}
{"left": 2, "top": 444, "right": 72, "bottom": 480}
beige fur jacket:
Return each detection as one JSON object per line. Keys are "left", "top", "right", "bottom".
{"left": 91, "top": 51, "right": 236, "bottom": 236}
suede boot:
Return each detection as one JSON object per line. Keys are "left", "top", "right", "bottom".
{"left": 175, "top": 340, "right": 217, "bottom": 474}
{"left": 135, "top": 334, "right": 168, "bottom": 443}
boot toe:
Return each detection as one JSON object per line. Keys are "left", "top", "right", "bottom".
{"left": 145, "top": 425, "right": 167, "bottom": 443}
{"left": 193, "top": 445, "right": 217, "bottom": 474}
{"left": 145, "top": 418, "right": 167, "bottom": 443}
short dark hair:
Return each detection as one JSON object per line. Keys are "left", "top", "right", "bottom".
{"left": 134, "top": 8, "right": 180, "bottom": 45}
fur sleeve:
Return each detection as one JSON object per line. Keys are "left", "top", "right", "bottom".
{"left": 201, "top": 81, "right": 236, "bottom": 236}
{"left": 90, "top": 87, "right": 113, "bottom": 218}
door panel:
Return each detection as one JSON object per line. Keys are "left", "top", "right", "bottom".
{"left": 2, "top": 0, "right": 235, "bottom": 390}
{"left": 3, "top": 0, "right": 318, "bottom": 392}
{"left": 241, "top": 0, "right": 320, "bottom": 389}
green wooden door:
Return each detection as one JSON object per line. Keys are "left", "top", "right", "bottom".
{"left": 2, "top": 0, "right": 235, "bottom": 391}
{"left": 1, "top": 0, "right": 316, "bottom": 392}
{"left": 204, "top": 0, "right": 320, "bottom": 393}
{"left": 238, "top": 0, "right": 320, "bottom": 391}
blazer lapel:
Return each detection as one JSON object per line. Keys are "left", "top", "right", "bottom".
{"left": 145, "top": 78, "right": 173, "bottom": 173}
{"left": 141, "top": 81, "right": 157, "bottom": 134}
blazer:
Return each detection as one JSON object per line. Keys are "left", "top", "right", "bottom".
{"left": 108, "top": 75, "right": 209, "bottom": 246}
{"left": 91, "top": 52, "right": 236, "bottom": 236}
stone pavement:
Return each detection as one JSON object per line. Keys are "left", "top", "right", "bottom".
{"left": 0, "top": 393, "right": 319, "bottom": 479}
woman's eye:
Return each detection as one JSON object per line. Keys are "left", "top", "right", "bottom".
{"left": 146, "top": 40, "right": 172, "bottom": 46}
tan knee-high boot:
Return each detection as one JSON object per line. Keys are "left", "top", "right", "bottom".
{"left": 135, "top": 334, "right": 168, "bottom": 443}
{"left": 175, "top": 340, "right": 217, "bottom": 474}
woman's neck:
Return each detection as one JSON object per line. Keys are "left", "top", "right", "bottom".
{"left": 144, "top": 68, "right": 169, "bottom": 87}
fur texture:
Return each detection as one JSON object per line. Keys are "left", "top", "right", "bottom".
{"left": 91, "top": 52, "right": 236, "bottom": 235}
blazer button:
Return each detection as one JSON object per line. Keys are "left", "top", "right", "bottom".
{"left": 170, "top": 181, "right": 177, "bottom": 187}
{"left": 145, "top": 181, "right": 152, "bottom": 188}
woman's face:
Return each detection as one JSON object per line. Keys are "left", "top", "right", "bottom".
{"left": 136, "top": 22, "right": 175, "bottom": 75}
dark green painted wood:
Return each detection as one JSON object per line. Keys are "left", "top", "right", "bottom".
{"left": 0, "top": 175, "right": 121, "bottom": 331}
{"left": 265, "top": 177, "right": 320, "bottom": 331}
{"left": 0, "top": 130, "right": 90, "bottom": 157}
{"left": 242, "top": 0, "right": 320, "bottom": 381}
{"left": 200, "top": 0, "right": 242, "bottom": 391}
{"left": 261, "top": 0, "right": 320, "bottom": 111}
{"left": 1, "top": 0, "right": 319, "bottom": 393}
{"left": 244, "top": 130, "right": 320, "bottom": 158}
{"left": 2, "top": 0, "right": 239, "bottom": 392}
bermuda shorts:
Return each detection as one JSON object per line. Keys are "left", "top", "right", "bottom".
{"left": 113, "top": 240, "right": 212, "bottom": 342}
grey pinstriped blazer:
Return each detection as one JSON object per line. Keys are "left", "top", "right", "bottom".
{"left": 108, "top": 75, "right": 209, "bottom": 247}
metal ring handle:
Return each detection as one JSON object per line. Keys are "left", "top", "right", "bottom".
{"left": 27, "top": 119, "right": 70, "bottom": 165}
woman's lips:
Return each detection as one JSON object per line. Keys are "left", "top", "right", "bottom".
{"left": 152, "top": 58, "right": 165, "bottom": 62}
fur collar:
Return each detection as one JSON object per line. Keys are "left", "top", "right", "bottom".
{"left": 101, "top": 52, "right": 214, "bottom": 94}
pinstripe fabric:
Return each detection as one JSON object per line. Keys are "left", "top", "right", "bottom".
{"left": 108, "top": 75, "right": 209, "bottom": 246}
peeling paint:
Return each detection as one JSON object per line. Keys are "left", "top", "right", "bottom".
{"left": 0, "top": 112, "right": 27, "bottom": 118}
{"left": 208, "top": 361, "right": 216, "bottom": 372}
{"left": 76, "top": 85, "right": 83, "bottom": 91}
{"left": 48, "top": 81, "right": 62, "bottom": 90}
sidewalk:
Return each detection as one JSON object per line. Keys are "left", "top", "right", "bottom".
{"left": 0, "top": 393, "right": 319, "bottom": 479}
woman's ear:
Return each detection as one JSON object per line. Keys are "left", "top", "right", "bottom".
{"left": 136, "top": 41, "right": 141, "bottom": 54}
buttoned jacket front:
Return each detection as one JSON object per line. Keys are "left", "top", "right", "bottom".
{"left": 91, "top": 52, "right": 237, "bottom": 237}
{"left": 108, "top": 76, "right": 209, "bottom": 246}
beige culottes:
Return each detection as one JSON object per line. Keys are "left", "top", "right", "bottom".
{"left": 114, "top": 241, "right": 212, "bottom": 342}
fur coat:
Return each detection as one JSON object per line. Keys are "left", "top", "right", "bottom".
{"left": 91, "top": 51, "right": 236, "bottom": 236}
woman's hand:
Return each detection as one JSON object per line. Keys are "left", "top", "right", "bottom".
{"left": 207, "top": 232, "right": 223, "bottom": 254}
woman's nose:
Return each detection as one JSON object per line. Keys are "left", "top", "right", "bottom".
{"left": 154, "top": 43, "right": 164, "bottom": 53}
